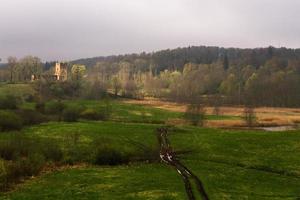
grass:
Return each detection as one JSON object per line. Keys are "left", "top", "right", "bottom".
{"left": 21, "top": 99, "right": 237, "bottom": 125}
{"left": 0, "top": 83, "right": 34, "bottom": 98}
{"left": 1, "top": 121, "right": 300, "bottom": 199}
{"left": 169, "top": 127, "right": 300, "bottom": 199}
{"left": 20, "top": 121, "right": 159, "bottom": 153}
{"left": 0, "top": 164, "right": 186, "bottom": 200}
{"left": 170, "top": 127, "right": 300, "bottom": 176}
{"left": 0, "top": 83, "right": 299, "bottom": 199}
{"left": 59, "top": 100, "right": 237, "bottom": 124}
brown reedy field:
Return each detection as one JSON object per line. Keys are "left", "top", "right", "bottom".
{"left": 124, "top": 98, "right": 300, "bottom": 128}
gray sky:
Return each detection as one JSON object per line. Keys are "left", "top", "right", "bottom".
{"left": 1, "top": 0, "right": 300, "bottom": 62}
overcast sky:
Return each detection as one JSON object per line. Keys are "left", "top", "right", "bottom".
{"left": 0, "top": 0, "right": 300, "bottom": 62}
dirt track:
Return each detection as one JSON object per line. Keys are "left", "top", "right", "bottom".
{"left": 157, "top": 127, "right": 209, "bottom": 200}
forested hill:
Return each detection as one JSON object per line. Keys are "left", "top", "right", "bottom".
{"left": 72, "top": 46, "right": 300, "bottom": 71}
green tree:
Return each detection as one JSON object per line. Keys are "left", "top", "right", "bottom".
{"left": 71, "top": 65, "right": 86, "bottom": 81}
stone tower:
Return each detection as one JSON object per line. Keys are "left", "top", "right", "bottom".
{"left": 54, "top": 62, "right": 68, "bottom": 81}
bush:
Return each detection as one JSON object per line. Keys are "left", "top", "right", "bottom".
{"left": 0, "top": 159, "right": 7, "bottom": 190}
{"left": 91, "top": 137, "right": 129, "bottom": 165}
{"left": 16, "top": 109, "right": 48, "bottom": 126}
{"left": 0, "top": 95, "right": 19, "bottom": 110}
{"left": 41, "top": 141, "right": 63, "bottom": 162}
{"left": 184, "top": 103, "right": 206, "bottom": 126}
{"left": 23, "top": 94, "right": 35, "bottom": 103}
{"left": 0, "top": 111, "right": 23, "bottom": 131}
{"left": 0, "top": 141, "right": 18, "bottom": 160}
{"left": 134, "top": 145, "right": 160, "bottom": 163}
{"left": 19, "top": 153, "right": 45, "bottom": 176}
{"left": 82, "top": 81, "right": 107, "bottom": 100}
{"left": 0, "top": 134, "right": 32, "bottom": 160}
{"left": 62, "top": 105, "right": 84, "bottom": 122}
{"left": 93, "top": 146, "right": 129, "bottom": 166}
{"left": 5, "top": 153, "right": 45, "bottom": 185}
{"left": 80, "top": 108, "right": 102, "bottom": 120}
{"left": 243, "top": 106, "right": 256, "bottom": 127}
{"left": 35, "top": 102, "right": 45, "bottom": 113}
{"left": 0, "top": 135, "right": 64, "bottom": 190}
{"left": 45, "top": 101, "right": 65, "bottom": 115}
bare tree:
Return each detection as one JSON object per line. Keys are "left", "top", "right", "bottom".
{"left": 243, "top": 106, "right": 256, "bottom": 127}
{"left": 111, "top": 76, "right": 121, "bottom": 96}
{"left": 7, "top": 56, "right": 17, "bottom": 83}
{"left": 184, "top": 103, "right": 206, "bottom": 127}
{"left": 212, "top": 94, "right": 222, "bottom": 116}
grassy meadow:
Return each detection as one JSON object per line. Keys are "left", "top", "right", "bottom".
{"left": 0, "top": 121, "right": 300, "bottom": 199}
{"left": 0, "top": 84, "right": 299, "bottom": 199}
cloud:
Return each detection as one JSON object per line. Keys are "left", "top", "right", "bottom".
{"left": 0, "top": 0, "right": 300, "bottom": 62}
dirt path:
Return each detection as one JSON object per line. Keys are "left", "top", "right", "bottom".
{"left": 157, "top": 127, "right": 209, "bottom": 200}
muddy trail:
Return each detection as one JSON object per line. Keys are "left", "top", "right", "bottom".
{"left": 157, "top": 127, "right": 209, "bottom": 200}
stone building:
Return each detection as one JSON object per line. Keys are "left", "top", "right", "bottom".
{"left": 54, "top": 62, "right": 68, "bottom": 81}
{"left": 31, "top": 62, "right": 68, "bottom": 81}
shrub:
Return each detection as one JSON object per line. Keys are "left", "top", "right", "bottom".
{"left": 41, "top": 141, "right": 63, "bottom": 162}
{"left": 184, "top": 103, "right": 206, "bottom": 126}
{"left": 63, "top": 146, "right": 91, "bottom": 165}
{"left": 0, "top": 111, "right": 23, "bottom": 131}
{"left": 0, "top": 141, "right": 18, "bottom": 160}
{"left": 91, "top": 137, "right": 129, "bottom": 165}
{"left": 35, "top": 102, "right": 45, "bottom": 113}
{"left": 5, "top": 153, "right": 45, "bottom": 185}
{"left": 134, "top": 145, "right": 160, "bottom": 163}
{"left": 0, "top": 134, "right": 32, "bottom": 160}
{"left": 0, "top": 135, "right": 63, "bottom": 190}
{"left": 45, "top": 101, "right": 65, "bottom": 115}
{"left": 243, "top": 106, "right": 256, "bottom": 127}
{"left": 0, "top": 95, "right": 19, "bottom": 110}
{"left": 80, "top": 108, "right": 102, "bottom": 120}
{"left": 16, "top": 109, "right": 48, "bottom": 126}
{"left": 19, "top": 153, "right": 45, "bottom": 176}
{"left": 62, "top": 105, "right": 84, "bottom": 122}
{"left": 93, "top": 146, "right": 129, "bottom": 166}
{"left": 83, "top": 80, "right": 107, "bottom": 100}
{"left": 23, "top": 94, "right": 35, "bottom": 103}
{"left": 62, "top": 132, "right": 92, "bottom": 164}
{"left": 0, "top": 159, "right": 7, "bottom": 190}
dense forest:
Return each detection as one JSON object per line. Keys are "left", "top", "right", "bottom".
{"left": 1, "top": 46, "right": 300, "bottom": 107}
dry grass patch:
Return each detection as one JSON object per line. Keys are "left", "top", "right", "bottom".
{"left": 205, "top": 119, "right": 244, "bottom": 128}
{"left": 123, "top": 98, "right": 300, "bottom": 127}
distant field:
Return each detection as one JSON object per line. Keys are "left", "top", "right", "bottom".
{"left": 20, "top": 99, "right": 236, "bottom": 125}
{"left": 0, "top": 83, "right": 34, "bottom": 98}
{"left": 1, "top": 83, "right": 300, "bottom": 127}
{"left": 1, "top": 121, "right": 300, "bottom": 199}
{"left": 125, "top": 98, "right": 300, "bottom": 127}
{"left": 65, "top": 100, "right": 236, "bottom": 124}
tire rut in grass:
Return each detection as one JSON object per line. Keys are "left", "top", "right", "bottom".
{"left": 157, "top": 127, "right": 209, "bottom": 200}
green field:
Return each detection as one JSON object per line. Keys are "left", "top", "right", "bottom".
{"left": 0, "top": 121, "right": 299, "bottom": 199}
{"left": 0, "top": 83, "right": 34, "bottom": 98}
{"left": 0, "top": 83, "right": 299, "bottom": 200}
{"left": 20, "top": 99, "right": 237, "bottom": 124}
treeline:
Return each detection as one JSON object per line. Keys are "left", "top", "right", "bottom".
{"left": 1, "top": 45, "right": 300, "bottom": 107}
{"left": 72, "top": 46, "right": 300, "bottom": 70}
{"left": 0, "top": 56, "right": 44, "bottom": 82}
{"left": 77, "top": 46, "right": 300, "bottom": 107}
